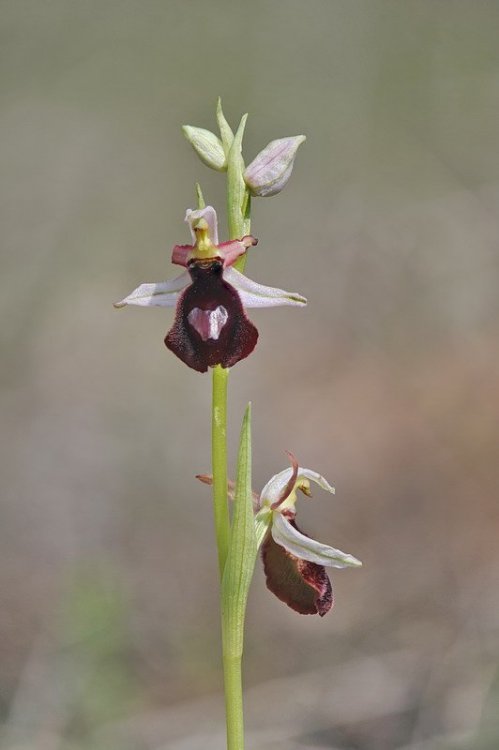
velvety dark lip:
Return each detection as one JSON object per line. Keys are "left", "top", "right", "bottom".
{"left": 164, "top": 260, "right": 258, "bottom": 372}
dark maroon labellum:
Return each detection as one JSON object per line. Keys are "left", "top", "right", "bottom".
{"left": 164, "top": 260, "right": 258, "bottom": 372}
{"left": 262, "top": 523, "right": 334, "bottom": 616}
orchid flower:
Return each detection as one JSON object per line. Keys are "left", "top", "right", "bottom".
{"left": 254, "top": 454, "right": 362, "bottom": 616}
{"left": 198, "top": 453, "right": 362, "bottom": 616}
{"left": 114, "top": 206, "right": 306, "bottom": 372}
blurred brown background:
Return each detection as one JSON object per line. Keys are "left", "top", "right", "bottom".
{"left": 1, "top": 2, "right": 499, "bottom": 748}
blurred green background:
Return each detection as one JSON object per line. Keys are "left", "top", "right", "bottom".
{"left": 1, "top": 2, "right": 499, "bottom": 748}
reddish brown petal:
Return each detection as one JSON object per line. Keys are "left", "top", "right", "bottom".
{"left": 164, "top": 260, "right": 258, "bottom": 372}
{"left": 216, "top": 235, "right": 258, "bottom": 267}
{"left": 171, "top": 243, "right": 195, "bottom": 267}
{"left": 262, "top": 530, "right": 334, "bottom": 617}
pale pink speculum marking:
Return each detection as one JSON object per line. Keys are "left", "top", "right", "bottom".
{"left": 187, "top": 305, "right": 229, "bottom": 342}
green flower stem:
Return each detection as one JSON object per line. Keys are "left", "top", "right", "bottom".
{"left": 222, "top": 654, "right": 244, "bottom": 750}
{"left": 209, "top": 110, "right": 253, "bottom": 747}
{"left": 227, "top": 114, "right": 251, "bottom": 273}
{"left": 212, "top": 363, "right": 230, "bottom": 577}
{"left": 194, "top": 181, "right": 229, "bottom": 578}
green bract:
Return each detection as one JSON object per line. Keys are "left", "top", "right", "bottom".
{"left": 222, "top": 404, "right": 257, "bottom": 656}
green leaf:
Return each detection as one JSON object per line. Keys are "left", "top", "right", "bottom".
{"left": 227, "top": 113, "right": 250, "bottom": 247}
{"left": 254, "top": 508, "right": 272, "bottom": 550}
{"left": 195, "top": 182, "right": 206, "bottom": 209}
{"left": 216, "top": 97, "right": 235, "bottom": 156}
{"left": 221, "top": 403, "right": 257, "bottom": 658}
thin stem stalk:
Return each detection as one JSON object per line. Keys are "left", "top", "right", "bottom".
{"left": 223, "top": 654, "right": 244, "bottom": 750}
{"left": 212, "top": 364, "right": 230, "bottom": 577}
{"left": 210, "top": 107, "right": 252, "bottom": 749}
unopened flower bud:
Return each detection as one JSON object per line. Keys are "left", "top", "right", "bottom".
{"left": 182, "top": 126, "right": 227, "bottom": 171}
{"left": 244, "top": 135, "right": 306, "bottom": 197}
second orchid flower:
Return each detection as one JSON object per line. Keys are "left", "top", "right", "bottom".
{"left": 255, "top": 455, "right": 362, "bottom": 616}
{"left": 199, "top": 454, "right": 362, "bottom": 617}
